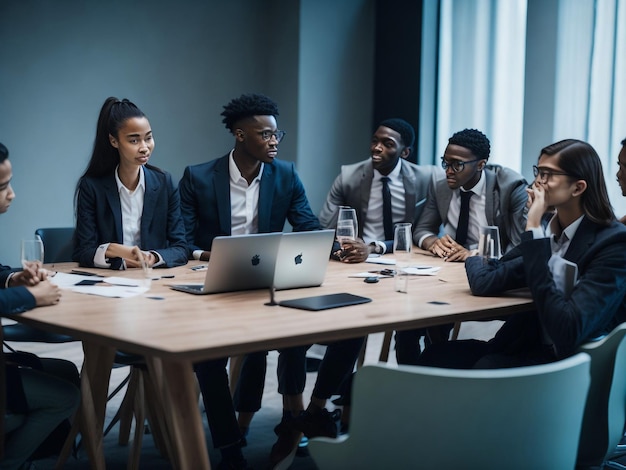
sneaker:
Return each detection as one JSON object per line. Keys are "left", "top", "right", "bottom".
{"left": 268, "top": 419, "right": 303, "bottom": 470}
{"left": 290, "top": 408, "right": 341, "bottom": 439}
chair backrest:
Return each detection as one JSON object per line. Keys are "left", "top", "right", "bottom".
{"left": 35, "top": 227, "right": 74, "bottom": 264}
{"left": 576, "top": 322, "right": 626, "bottom": 466}
{"left": 309, "top": 354, "right": 591, "bottom": 470}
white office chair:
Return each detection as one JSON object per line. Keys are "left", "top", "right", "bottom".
{"left": 577, "top": 323, "right": 626, "bottom": 468}
{"left": 309, "top": 355, "right": 591, "bottom": 470}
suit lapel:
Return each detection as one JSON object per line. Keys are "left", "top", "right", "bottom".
{"left": 564, "top": 217, "right": 595, "bottom": 265}
{"left": 484, "top": 170, "right": 496, "bottom": 224}
{"left": 258, "top": 163, "right": 274, "bottom": 233}
{"left": 359, "top": 164, "right": 373, "bottom": 234}
{"left": 103, "top": 174, "right": 123, "bottom": 241}
{"left": 400, "top": 160, "right": 417, "bottom": 222}
{"left": 141, "top": 168, "right": 158, "bottom": 242}
{"left": 215, "top": 156, "right": 232, "bottom": 235}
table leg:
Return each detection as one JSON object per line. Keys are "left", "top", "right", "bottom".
{"left": 145, "top": 357, "right": 211, "bottom": 470}
{"left": 55, "top": 341, "right": 115, "bottom": 470}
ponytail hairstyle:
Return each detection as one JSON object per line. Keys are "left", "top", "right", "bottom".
{"left": 540, "top": 139, "right": 615, "bottom": 225}
{"left": 75, "top": 97, "right": 161, "bottom": 209}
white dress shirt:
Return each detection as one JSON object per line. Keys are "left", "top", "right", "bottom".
{"left": 362, "top": 161, "right": 405, "bottom": 253}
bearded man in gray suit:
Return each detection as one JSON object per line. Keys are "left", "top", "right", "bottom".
{"left": 319, "top": 118, "right": 443, "bottom": 262}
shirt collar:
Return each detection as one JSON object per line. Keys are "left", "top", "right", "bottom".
{"left": 460, "top": 170, "right": 485, "bottom": 196}
{"left": 547, "top": 213, "right": 584, "bottom": 244}
{"left": 115, "top": 165, "right": 145, "bottom": 193}
{"left": 228, "top": 149, "right": 264, "bottom": 184}
{"left": 374, "top": 159, "right": 402, "bottom": 181}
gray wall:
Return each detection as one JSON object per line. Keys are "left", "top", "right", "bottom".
{"left": 0, "top": 0, "right": 375, "bottom": 265}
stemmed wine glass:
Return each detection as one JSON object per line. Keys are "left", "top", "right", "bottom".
{"left": 337, "top": 206, "right": 358, "bottom": 238}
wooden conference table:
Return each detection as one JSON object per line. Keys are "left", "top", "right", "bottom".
{"left": 6, "top": 252, "right": 533, "bottom": 469}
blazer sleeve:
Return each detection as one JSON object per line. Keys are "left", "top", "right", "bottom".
{"left": 0, "top": 286, "right": 36, "bottom": 315}
{"left": 465, "top": 246, "right": 526, "bottom": 296}
{"left": 73, "top": 177, "right": 102, "bottom": 267}
{"left": 179, "top": 166, "right": 202, "bottom": 255}
{"left": 318, "top": 173, "right": 345, "bottom": 230}
{"left": 285, "top": 165, "right": 321, "bottom": 232}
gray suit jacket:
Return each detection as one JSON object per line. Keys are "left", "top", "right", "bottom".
{"left": 319, "top": 158, "right": 443, "bottom": 251}
{"left": 413, "top": 164, "right": 528, "bottom": 252}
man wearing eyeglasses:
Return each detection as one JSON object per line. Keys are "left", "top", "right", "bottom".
{"left": 414, "top": 128, "right": 528, "bottom": 261}
{"left": 399, "top": 128, "right": 528, "bottom": 366}
{"left": 179, "top": 93, "right": 321, "bottom": 469}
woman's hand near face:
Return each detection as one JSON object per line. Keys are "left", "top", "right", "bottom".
{"left": 526, "top": 182, "right": 548, "bottom": 230}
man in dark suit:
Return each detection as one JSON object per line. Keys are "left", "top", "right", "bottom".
{"left": 319, "top": 118, "right": 443, "bottom": 261}
{"left": 395, "top": 128, "right": 528, "bottom": 365}
{"left": 180, "top": 93, "right": 361, "bottom": 470}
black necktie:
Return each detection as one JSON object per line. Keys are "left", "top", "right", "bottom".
{"left": 381, "top": 177, "right": 393, "bottom": 240}
{"left": 456, "top": 190, "right": 474, "bottom": 247}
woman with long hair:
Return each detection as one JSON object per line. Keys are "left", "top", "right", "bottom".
{"left": 73, "top": 97, "right": 187, "bottom": 269}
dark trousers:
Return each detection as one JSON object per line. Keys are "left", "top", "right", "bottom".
{"left": 277, "top": 337, "right": 364, "bottom": 400}
{"left": 416, "top": 339, "right": 557, "bottom": 369}
{"left": 194, "top": 358, "right": 241, "bottom": 449}
{"left": 232, "top": 351, "right": 267, "bottom": 413}
{"left": 395, "top": 324, "right": 454, "bottom": 365}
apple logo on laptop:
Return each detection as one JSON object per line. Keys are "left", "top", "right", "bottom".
{"left": 294, "top": 253, "right": 303, "bottom": 265}
{"left": 251, "top": 254, "right": 260, "bottom": 266}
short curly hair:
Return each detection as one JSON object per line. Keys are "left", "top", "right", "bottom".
{"left": 221, "top": 93, "right": 280, "bottom": 131}
{"left": 448, "top": 129, "right": 490, "bottom": 161}
{"left": 379, "top": 118, "right": 415, "bottom": 148}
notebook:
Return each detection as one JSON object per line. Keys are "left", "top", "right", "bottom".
{"left": 169, "top": 232, "right": 283, "bottom": 294}
{"left": 273, "top": 229, "right": 335, "bottom": 290}
{"left": 279, "top": 293, "right": 372, "bottom": 311}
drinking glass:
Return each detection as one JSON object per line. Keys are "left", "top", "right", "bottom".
{"left": 393, "top": 223, "right": 412, "bottom": 293}
{"left": 336, "top": 220, "right": 356, "bottom": 248}
{"left": 337, "top": 206, "right": 358, "bottom": 238}
{"left": 21, "top": 239, "right": 44, "bottom": 270}
{"left": 477, "top": 226, "right": 501, "bottom": 260}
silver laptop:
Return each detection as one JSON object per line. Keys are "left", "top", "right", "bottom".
{"left": 170, "top": 232, "right": 283, "bottom": 294}
{"left": 273, "top": 229, "right": 335, "bottom": 290}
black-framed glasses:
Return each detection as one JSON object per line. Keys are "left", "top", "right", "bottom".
{"left": 440, "top": 157, "right": 481, "bottom": 173}
{"left": 258, "top": 130, "right": 286, "bottom": 142}
{"left": 532, "top": 165, "right": 574, "bottom": 183}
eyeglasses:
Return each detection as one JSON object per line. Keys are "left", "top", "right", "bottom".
{"left": 532, "top": 165, "right": 574, "bottom": 183}
{"left": 258, "top": 130, "right": 286, "bottom": 142}
{"left": 441, "top": 157, "right": 481, "bottom": 173}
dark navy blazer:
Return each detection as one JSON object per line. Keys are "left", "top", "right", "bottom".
{"left": 178, "top": 154, "right": 320, "bottom": 254}
{"left": 73, "top": 167, "right": 188, "bottom": 268}
{"left": 465, "top": 216, "right": 626, "bottom": 357}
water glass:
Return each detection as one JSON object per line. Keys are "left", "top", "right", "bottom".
{"left": 477, "top": 226, "right": 501, "bottom": 260}
{"left": 21, "top": 239, "right": 44, "bottom": 270}
{"left": 336, "top": 220, "right": 356, "bottom": 247}
{"left": 393, "top": 223, "right": 412, "bottom": 293}
{"left": 337, "top": 206, "right": 358, "bottom": 238}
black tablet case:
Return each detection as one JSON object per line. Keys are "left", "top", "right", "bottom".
{"left": 279, "top": 292, "right": 372, "bottom": 311}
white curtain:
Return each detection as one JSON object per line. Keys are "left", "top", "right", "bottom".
{"left": 421, "top": 0, "right": 626, "bottom": 216}
{"left": 422, "top": 0, "right": 527, "bottom": 169}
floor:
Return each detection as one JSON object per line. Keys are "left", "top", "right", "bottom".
{"left": 10, "top": 321, "right": 503, "bottom": 470}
